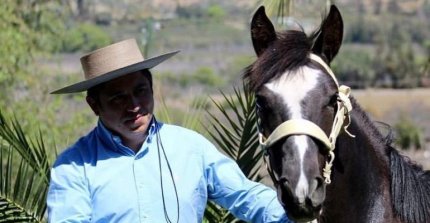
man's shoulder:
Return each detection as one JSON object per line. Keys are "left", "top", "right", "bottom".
{"left": 160, "top": 123, "right": 206, "bottom": 138}
{"left": 53, "top": 128, "right": 97, "bottom": 166}
{"left": 159, "top": 123, "right": 212, "bottom": 145}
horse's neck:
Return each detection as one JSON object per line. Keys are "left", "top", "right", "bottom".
{"left": 322, "top": 97, "right": 395, "bottom": 222}
{"left": 338, "top": 98, "right": 391, "bottom": 171}
{"left": 336, "top": 97, "right": 390, "bottom": 179}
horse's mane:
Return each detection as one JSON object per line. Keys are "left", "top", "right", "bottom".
{"left": 389, "top": 145, "right": 430, "bottom": 223}
{"left": 350, "top": 97, "right": 430, "bottom": 223}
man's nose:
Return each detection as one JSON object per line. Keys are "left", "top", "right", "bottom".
{"left": 127, "top": 96, "right": 141, "bottom": 112}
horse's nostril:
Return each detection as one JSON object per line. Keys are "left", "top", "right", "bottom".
{"left": 315, "top": 176, "right": 324, "bottom": 189}
{"left": 278, "top": 177, "right": 288, "bottom": 186}
{"left": 281, "top": 179, "right": 290, "bottom": 190}
{"left": 309, "top": 177, "right": 324, "bottom": 194}
{"left": 308, "top": 178, "right": 317, "bottom": 194}
{"left": 308, "top": 176, "right": 326, "bottom": 207}
{"left": 280, "top": 179, "right": 294, "bottom": 196}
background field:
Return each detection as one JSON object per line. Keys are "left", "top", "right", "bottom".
{"left": 27, "top": 0, "right": 429, "bottom": 169}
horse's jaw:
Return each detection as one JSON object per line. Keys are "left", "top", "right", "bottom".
{"left": 283, "top": 207, "right": 320, "bottom": 223}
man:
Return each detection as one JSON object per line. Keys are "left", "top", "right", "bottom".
{"left": 47, "top": 39, "right": 290, "bottom": 223}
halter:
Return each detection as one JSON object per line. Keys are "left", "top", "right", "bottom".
{"left": 258, "top": 53, "right": 355, "bottom": 184}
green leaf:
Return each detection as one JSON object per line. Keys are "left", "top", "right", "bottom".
{"left": 204, "top": 82, "right": 264, "bottom": 222}
{"left": 0, "top": 111, "right": 50, "bottom": 222}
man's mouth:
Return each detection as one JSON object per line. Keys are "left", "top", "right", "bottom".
{"left": 124, "top": 114, "right": 143, "bottom": 125}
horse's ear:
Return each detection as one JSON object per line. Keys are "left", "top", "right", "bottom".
{"left": 312, "top": 5, "right": 343, "bottom": 63}
{"left": 251, "top": 6, "right": 277, "bottom": 57}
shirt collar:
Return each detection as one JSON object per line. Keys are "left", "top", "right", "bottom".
{"left": 96, "top": 117, "right": 158, "bottom": 155}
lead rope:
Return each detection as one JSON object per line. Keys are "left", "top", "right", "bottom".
{"left": 309, "top": 54, "right": 356, "bottom": 184}
{"left": 322, "top": 86, "right": 355, "bottom": 184}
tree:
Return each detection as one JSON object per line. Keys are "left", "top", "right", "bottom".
{"left": 0, "top": 0, "right": 64, "bottom": 102}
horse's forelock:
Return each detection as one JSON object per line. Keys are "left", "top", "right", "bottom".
{"left": 243, "top": 30, "right": 314, "bottom": 92}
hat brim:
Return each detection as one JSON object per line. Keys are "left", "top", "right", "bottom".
{"left": 50, "top": 50, "right": 179, "bottom": 94}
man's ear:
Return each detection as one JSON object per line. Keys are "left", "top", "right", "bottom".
{"left": 86, "top": 96, "right": 100, "bottom": 116}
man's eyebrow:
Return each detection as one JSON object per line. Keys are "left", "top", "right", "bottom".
{"left": 135, "top": 82, "right": 151, "bottom": 88}
{"left": 104, "top": 90, "right": 125, "bottom": 97}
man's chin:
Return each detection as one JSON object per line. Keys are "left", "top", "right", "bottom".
{"left": 129, "top": 121, "right": 151, "bottom": 133}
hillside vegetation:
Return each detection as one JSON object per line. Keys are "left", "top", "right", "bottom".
{"left": 0, "top": 1, "right": 429, "bottom": 221}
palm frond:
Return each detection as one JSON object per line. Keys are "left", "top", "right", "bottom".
{"left": 206, "top": 84, "right": 263, "bottom": 179}
{"left": 0, "top": 111, "right": 51, "bottom": 222}
{"left": 203, "top": 202, "right": 224, "bottom": 223}
{"left": 204, "top": 202, "right": 245, "bottom": 223}
{"left": 0, "top": 146, "right": 47, "bottom": 222}
{"left": 183, "top": 97, "right": 208, "bottom": 131}
{"left": 0, "top": 112, "right": 50, "bottom": 183}
{"left": 204, "top": 83, "right": 263, "bottom": 222}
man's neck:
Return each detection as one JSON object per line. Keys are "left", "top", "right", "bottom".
{"left": 122, "top": 133, "right": 147, "bottom": 153}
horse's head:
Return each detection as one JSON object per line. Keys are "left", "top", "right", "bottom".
{"left": 246, "top": 5, "right": 346, "bottom": 222}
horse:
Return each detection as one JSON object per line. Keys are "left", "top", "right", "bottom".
{"left": 244, "top": 5, "right": 430, "bottom": 223}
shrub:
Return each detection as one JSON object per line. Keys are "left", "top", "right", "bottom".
{"left": 192, "top": 67, "right": 224, "bottom": 87}
{"left": 332, "top": 45, "right": 374, "bottom": 88}
{"left": 394, "top": 116, "right": 424, "bottom": 150}
{"left": 61, "top": 23, "right": 112, "bottom": 52}
{"left": 207, "top": 5, "right": 226, "bottom": 21}
{"left": 176, "top": 5, "right": 205, "bottom": 19}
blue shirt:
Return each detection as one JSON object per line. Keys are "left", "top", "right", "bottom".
{"left": 47, "top": 119, "right": 290, "bottom": 223}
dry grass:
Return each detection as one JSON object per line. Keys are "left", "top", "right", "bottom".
{"left": 353, "top": 88, "right": 430, "bottom": 119}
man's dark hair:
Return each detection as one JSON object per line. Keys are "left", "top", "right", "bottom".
{"left": 86, "top": 70, "right": 153, "bottom": 103}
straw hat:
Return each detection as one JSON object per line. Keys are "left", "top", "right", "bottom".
{"left": 51, "top": 38, "right": 179, "bottom": 94}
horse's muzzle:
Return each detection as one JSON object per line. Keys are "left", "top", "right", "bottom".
{"left": 279, "top": 178, "right": 326, "bottom": 222}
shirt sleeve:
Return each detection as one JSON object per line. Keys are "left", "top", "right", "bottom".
{"left": 47, "top": 148, "right": 92, "bottom": 223}
{"left": 202, "top": 139, "right": 292, "bottom": 223}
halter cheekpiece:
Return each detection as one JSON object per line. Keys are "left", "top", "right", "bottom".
{"left": 258, "top": 53, "right": 355, "bottom": 184}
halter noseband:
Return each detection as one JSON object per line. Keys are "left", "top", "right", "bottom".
{"left": 258, "top": 53, "right": 355, "bottom": 184}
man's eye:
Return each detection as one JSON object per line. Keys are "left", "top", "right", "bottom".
{"left": 137, "top": 87, "right": 148, "bottom": 94}
{"left": 110, "top": 95, "right": 125, "bottom": 102}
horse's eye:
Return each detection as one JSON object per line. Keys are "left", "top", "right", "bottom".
{"left": 327, "top": 93, "right": 338, "bottom": 107}
{"left": 255, "top": 95, "right": 268, "bottom": 111}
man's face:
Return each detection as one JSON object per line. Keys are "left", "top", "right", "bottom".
{"left": 87, "top": 71, "right": 154, "bottom": 140}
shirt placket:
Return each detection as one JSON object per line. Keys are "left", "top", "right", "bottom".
{"left": 133, "top": 149, "right": 152, "bottom": 222}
